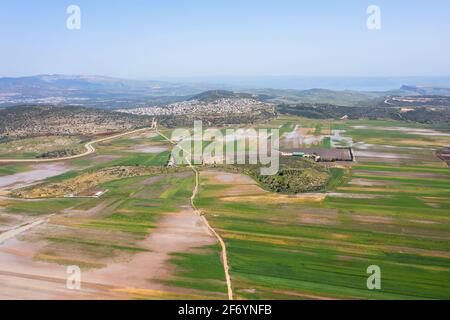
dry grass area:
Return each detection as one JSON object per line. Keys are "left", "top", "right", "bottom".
{"left": 201, "top": 171, "right": 267, "bottom": 198}
{"left": 298, "top": 208, "right": 339, "bottom": 226}
{"left": 0, "top": 136, "right": 83, "bottom": 157}
{"left": 201, "top": 170, "right": 325, "bottom": 204}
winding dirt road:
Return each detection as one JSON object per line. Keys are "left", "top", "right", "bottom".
{"left": 156, "top": 128, "right": 234, "bottom": 300}
{"left": 0, "top": 127, "right": 152, "bottom": 164}
{"left": 0, "top": 125, "right": 234, "bottom": 299}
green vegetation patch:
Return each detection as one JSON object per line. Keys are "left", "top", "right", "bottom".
{"left": 166, "top": 245, "right": 227, "bottom": 296}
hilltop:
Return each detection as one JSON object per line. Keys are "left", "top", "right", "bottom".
{"left": 0, "top": 105, "right": 150, "bottom": 139}
{"left": 244, "top": 88, "right": 386, "bottom": 106}
{"left": 398, "top": 85, "right": 450, "bottom": 95}
{"left": 189, "top": 90, "right": 253, "bottom": 102}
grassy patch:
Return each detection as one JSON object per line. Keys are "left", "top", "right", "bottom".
{"left": 166, "top": 245, "right": 227, "bottom": 295}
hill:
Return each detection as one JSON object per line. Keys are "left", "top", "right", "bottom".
{"left": 398, "top": 85, "right": 450, "bottom": 95}
{"left": 0, "top": 105, "right": 150, "bottom": 139}
{"left": 2, "top": 74, "right": 450, "bottom": 110}
{"left": 278, "top": 103, "right": 450, "bottom": 124}
{"left": 0, "top": 75, "right": 217, "bottom": 108}
{"left": 245, "top": 88, "right": 386, "bottom": 106}
{"left": 189, "top": 90, "right": 253, "bottom": 102}
{"left": 248, "top": 86, "right": 450, "bottom": 107}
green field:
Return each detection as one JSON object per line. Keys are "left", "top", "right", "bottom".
{"left": 195, "top": 118, "right": 450, "bottom": 299}
{"left": 1, "top": 118, "right": 449, "bottom": 300}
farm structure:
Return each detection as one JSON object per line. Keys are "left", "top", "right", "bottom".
{"left": 282, "top": 147, "right": 354, "bottom": 162}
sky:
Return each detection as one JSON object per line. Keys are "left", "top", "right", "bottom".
{"left": 0, "top": 0, "right": 449, "bottom": 79}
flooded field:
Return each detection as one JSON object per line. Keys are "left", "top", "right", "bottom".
{"left": 0, "top": 163, "right": 71, "bottom": 192}
{"left": 129, "top": 145, "right": 168, "bottom": 153}
{"left": 351, "top": 126, "right": 450, "bottom": 137}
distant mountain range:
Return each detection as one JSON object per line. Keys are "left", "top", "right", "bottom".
{"left": 398, "top": 85, "right": 450, "bottom": 95}
{"left": 1, "top": 74, "right": 450, "bottom": 108}
{"left": 0, "top": 74, "right": 223, "bottom": 108}
{"left": 0, "top": 74, "right": 168, "bottom": 95}
{"left": 189, "top": 90, "right": 254, "bottom": 102}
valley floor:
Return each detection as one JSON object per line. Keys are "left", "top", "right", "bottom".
{"left": 0, "top": 118, "right": 449, "bottom": 299}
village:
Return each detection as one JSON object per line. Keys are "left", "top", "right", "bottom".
{"left": 117, "top": 98, "right": 273, "bottom": 116}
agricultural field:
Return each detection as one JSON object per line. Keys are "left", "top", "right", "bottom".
{"left": 0, "top": 128, "right": 226, "bottom": 299}
{"left": 195, "top": 118, "right": 450, "bottom": 299}
{"left": 0, "top": 164, "right": 28, "bottom": 177}
{"left": 0, "top": 116, "right": 449, "bottom": 300}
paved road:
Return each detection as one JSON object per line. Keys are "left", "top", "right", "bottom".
{"left": 0, "top": 127, "right": 152, "bottom": 164}
{"left": 156, "top": 128, "right": 234, "bottom": 300}
{"left": 384, "top": 98, "right": 395, "bottom": 106}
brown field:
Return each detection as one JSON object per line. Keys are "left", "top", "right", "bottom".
{"left": 0, "top": 196, "right": 221, "bottom": 299}
{"left": 201, "top": 171, "right": 325, "bottom": 204}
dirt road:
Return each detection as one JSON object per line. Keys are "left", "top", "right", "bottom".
{"left": 0, "top": 127, "right": 152, "bottom": 164}
{"left": 0, "top": 215, "right": 53, "bottom": 245}
{"left": 0, "top": 125, "right": 234, "bottom": 299}
{"left": 156, "top": 128, "right": 234, "bottom": 300}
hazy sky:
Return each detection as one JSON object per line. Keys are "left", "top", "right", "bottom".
{"left": 1, "top": 0, "right": 449, "bottom": 79}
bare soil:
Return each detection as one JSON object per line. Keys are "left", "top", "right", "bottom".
{"left": 0, "top": 163, "right": 70, "bottom": 192}
{"left": 0, "top": 208, "right": 218, "bottom": 299}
